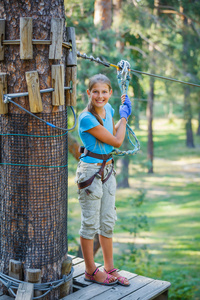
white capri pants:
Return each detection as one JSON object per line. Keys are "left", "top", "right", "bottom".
{"left": 76, "top": 161, "right": 117, "bottom": 239}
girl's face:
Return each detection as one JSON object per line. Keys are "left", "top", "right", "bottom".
{"left": 87, "top": 82, "right": 112, "bottom": 110}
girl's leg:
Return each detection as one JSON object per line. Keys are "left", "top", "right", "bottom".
{"left": 99, "top": 235, "right": 114, "bottom": 271}
{"left": 99, "top": 235, "right": 130, "bottom": 286}
{"left": 80, "top": 236, "right": 117, "bottom": 283}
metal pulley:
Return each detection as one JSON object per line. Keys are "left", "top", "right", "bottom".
{"left": 117, "top": 60, "right": 131, "bottom": 95}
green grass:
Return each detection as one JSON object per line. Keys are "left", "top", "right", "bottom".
{"left": 68, "top": 117, "right": 200, "bottom": 299}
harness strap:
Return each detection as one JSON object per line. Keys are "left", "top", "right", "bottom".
{"left": 77, "top": 173, "right": 96, "bottom": 190}
{"left": 102, "top": 160, "right": 114, "bottom": 184}
{"left": 78, "top": 147, "right": 114, "bottom": 190}
{"left": 79, "top": 146, "right": 112, "bottom": 161}
{"left": 77, "top": 159, "right": 114, "bottom": 190}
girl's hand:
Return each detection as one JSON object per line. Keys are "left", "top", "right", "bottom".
{"left": 121, "top": 94, "right": 126, "bottom": 105}
{"left": 120, "top": 94, "right": 132, "bottom": 116}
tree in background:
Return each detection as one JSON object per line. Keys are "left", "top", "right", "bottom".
{"left": 94, "top": 0, "right": 112, "bottom": 30}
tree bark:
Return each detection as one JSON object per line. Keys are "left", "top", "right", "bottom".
{"left": 0, "top": 1, "right": 71, "bottom": 299}
{"left": 184, "top": 86, "right": 194, "bottom": 147}
{"left": 94, "top": 0, "right": 112, "bottom": 30}
{"left": 117, "top": 156, "right": 130, "bottom": 188}
{"left": 147, "top": 76, "right": 154, "bottom": 173}
{"left": 197, "top": 110, "right": 200, "bottom": 136}
{"left": 181, "top": 6, "right": 195, "bottom": 148}
{"left": 146, "top": 0, "right": 159, "bottom": 174}
{"left": 68, "top": 133, "right": 80, "bottom": 161}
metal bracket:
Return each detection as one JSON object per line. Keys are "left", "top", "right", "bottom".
{"left": 3, "top": 86, "right": 72, "bottom": 103}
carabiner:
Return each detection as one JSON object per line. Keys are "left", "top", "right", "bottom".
{"left": 117, "top": 60, "right": 131, "bottom": 95}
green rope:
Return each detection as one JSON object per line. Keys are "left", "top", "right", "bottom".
{"left": 112, "top": 60, "right": 140, "bottom": 157}
{"left": 0, "top": 132, "right": 67, "bottom": 138}
{"left": 0, "top": 162, "right": 67, "bottom": 168}
{"left": 112, "top": 124, "right": 140, "bottom": 156}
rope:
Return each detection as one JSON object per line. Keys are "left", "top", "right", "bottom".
{"left": 0, "top": 268, "right": 74, "bottom": 299}
{"left": 113, "top": 60, "right": 140, "bottom": 156}
{"left": 5, "top": 97, "right": 77, "bottom": 133}
{"left": 77, "top": 52, "right": 200, "bottom": 88}
{"left": 111, "top": 124, "right": 140, "bottom": 156}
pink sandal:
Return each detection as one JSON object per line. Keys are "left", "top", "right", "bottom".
{"left": 85, "top": 267, "right": 118, "bottom": 286}
{"left": 104, "top": 268, "right": 130, "bottom": 286}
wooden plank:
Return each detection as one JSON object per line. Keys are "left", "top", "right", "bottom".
{"left": 153, "top": 290, "right": 169, "bottom": 300}
{"left": 66, "top": 66, "right": 77, "bottom": 106}
{"left": 52, "top": 64, "right": 64, "bottom": 106}
{"left": 85, "top": 273, "right": 151, "bottom": 300}
{"left": 9, "top": 259, "right": 22, "bottom": 280}
{"left": 73, "top": 274, "right": 93, "bottom": 287}
{"left": 49, "top": 18, "right": 63, "bottom": 60}
{"left": 122, "top": 279, "right": 171, "bottom": 300}
{"left": 15, "top": 282, "right": 34, "bottom": 300}
{"left": 26, "top": 268, "right": 42, "bottom": 298}
{"left": 60, "top": 256, "right": 73, "bottom": 298}
{"left": 61, "top": 283, "right": 114, "bottom": 300}
{"left": 73, "top": 261, "right": 102, "bottom": 279}
{"left": 25, "top": 71, "right": 43, "bottom": 113}
{"left": 0, "top": 19, "right": 5, "bottom": 60}
{"left": 73, "top": 269, "right": 137, "bottom": 289}
{"left": 66, "top": 27, "right": 77, "bottom": 66}
{"left": 72, "top": 257, "right": 84, "bottom": 266}
{"left": 8, "top": 259, "right": 22, "bottom": 296}
{"left": 20, "top": 17, "right": 33, "bottom": 59}
{"left": 68, "top": 254, "right": 76, "bottom": 260}
{"left": 61, "top": 270, "right": 137, "bottom": 300}
{"left": 0, "top": 73, "right": 8, "bottom": 114}
{"left": 73, "top": 261, "right": 87, "bottom": 278}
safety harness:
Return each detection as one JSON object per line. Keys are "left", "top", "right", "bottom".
{"left": 77, "top": 146, "right": 114, "bottom": 190}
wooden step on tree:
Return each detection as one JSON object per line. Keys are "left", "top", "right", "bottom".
{"left": 0, "top": 1, "right": 76, "bottom": 299}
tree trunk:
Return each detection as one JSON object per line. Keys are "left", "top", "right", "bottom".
{"left": 0, "top": 1, "right": 71, "bottom": 299}
{"left": 68, "top": 133, "right": 80, "bottom": 161}
{"left": 181, "top": 6, "right": 195, "bottom": 148}
{"left": 116, "top": 135, "right": 130, "bottom": 188}
{"left": 184, "top": 86, "right": 195, "bottom": 147}
{"left": 146, "top": 0, "right": 159, "bottom": 174}
{"left": 197, "top": 110, "right": 200, "bottom": 136}
{"left": 117, "top": 156, "right": 130, "bottom": 188}
{"left": 147, "top": 76, "right": 154, "bottom": 173}
{"left": 94, "top": 0, "right": 112, "bottom": 30}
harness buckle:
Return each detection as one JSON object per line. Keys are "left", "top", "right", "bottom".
{"left": 79, "top": 146, "right": 85, "bottom": 154}
{"left": 95, "top": 173, "right": 102, "bottom": 179}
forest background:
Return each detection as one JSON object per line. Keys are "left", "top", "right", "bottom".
{"left": 64, "top": 1, "right": 200, "bottom": 299}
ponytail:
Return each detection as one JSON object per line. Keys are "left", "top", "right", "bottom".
{"left": 87, "top": 102, "right": 104, "bottom": 126}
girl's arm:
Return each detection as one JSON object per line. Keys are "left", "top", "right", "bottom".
{"left": 87, "top": 118, "right": 127, "bottom": 148}
{"left": 113, "top": 118, "right": 116, "bottom": 135}
{"left": 114, "top": 120, "right": 121, "bottom": 132}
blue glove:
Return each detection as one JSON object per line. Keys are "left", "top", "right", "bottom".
{"left": 119, "top": 105, "right": 130, "bottom": 121}
{"left": 119, "top": 95, "right": 132, "bottom": 120}
{"left": 124, "top": 95, "right": 132, "bottom": 116}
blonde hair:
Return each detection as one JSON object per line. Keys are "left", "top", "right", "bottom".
{"left": 87, "top": 74, "right": 112, "bottom": 126}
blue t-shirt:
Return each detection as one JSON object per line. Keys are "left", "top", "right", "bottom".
{"left": 78, "top": 103, "right": 114, "bottom": 163}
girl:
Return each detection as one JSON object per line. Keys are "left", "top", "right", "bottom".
{"left": 76, "top": 74, "right": 131, "bottom": 286}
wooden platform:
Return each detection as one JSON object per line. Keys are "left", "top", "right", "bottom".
{"left": 61, "top": 255, "right": 171, "bottom": 300}
{"left": 0, "top": 255, "right": 171, "bottom": 299}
